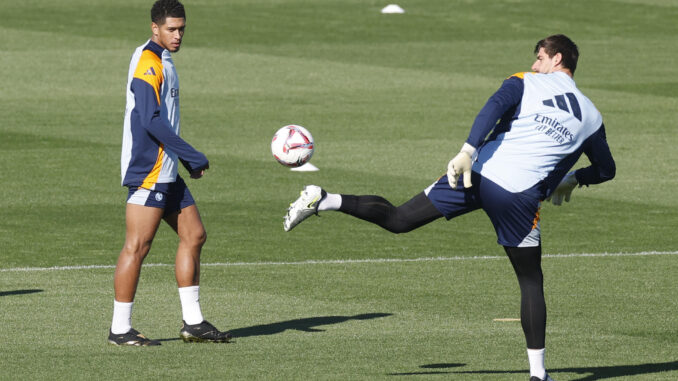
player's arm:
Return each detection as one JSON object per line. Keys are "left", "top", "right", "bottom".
{"left": 130, "top": 78, "right": 209, "bottom": 174}
{"left": 549, "top": 124, "right": 615, "bottom": 205}
{"left": 466, "top": 75, "right": 525, "bottom": 148}
{"left": 574, "top": 124, "right": 616, "bottom": 186}
{"left": 448, "top": 75, "right": 524, "bottom": 188}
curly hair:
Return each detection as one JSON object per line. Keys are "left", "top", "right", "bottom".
{"left": 151, "top": 0, "right": 185, "bottom": 25}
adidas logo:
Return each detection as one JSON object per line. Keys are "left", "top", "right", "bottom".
{"left": 542, "top": 92, "right": 581, "bottom": 121}
{"left": 143, "top": 67, "right": 156, "bottom": 76}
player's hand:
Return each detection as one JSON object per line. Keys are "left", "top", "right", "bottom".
{"left": 547, "top": 171, "right": 578, "bottom": 205}
{"left": 447, "top": 143, "right": 476, "bottom": 188}
{"left": 190, "top": 164, "right": 208, "bottom": 179}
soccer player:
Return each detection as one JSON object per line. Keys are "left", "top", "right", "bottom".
{"left": 109, "top": 0, "right": 231, "bottom": 346}
{"left": 283, "top": 35, "right": 615, "bottom": 380}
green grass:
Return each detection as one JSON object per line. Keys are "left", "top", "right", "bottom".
{"left": 2, "top": 254, "right": 677, "bottom": 380}
{"left": 1, "top": 0, "right": 677, "bottom": 379}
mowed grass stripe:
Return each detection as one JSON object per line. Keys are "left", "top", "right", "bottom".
{"left": 3, "top": 250, "right": 677, "bottom": 272}
{"left": 1, "top": 250, "right": 676, "bottom": 380}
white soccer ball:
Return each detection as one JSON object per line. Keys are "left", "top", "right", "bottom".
{"left": 271, "top": 125, "right": 315, "bottom": 167}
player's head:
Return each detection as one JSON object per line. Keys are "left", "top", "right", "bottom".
{"left": 532, "top": 34, "right": 579, "bottom": 76}
{"left": 150, "top": 0, "right": 186, "bottom": 53}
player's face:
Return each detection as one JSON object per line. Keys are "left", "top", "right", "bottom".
{"left": 531, "top": 47, "right": 561, "bottom": 74}
{"left": 152, "top": 17, "right": 185, "bottom": 52}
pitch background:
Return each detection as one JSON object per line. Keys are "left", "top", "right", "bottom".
{"left": 0, "top": 0, "right": 676, "bottom": 380}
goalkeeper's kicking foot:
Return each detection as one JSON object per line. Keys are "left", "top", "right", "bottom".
{"left": 284, "top": 185, "right": 325, "bottom": 232}
{"left": 180, "top": 320, "right": 232, "bottom": 343}
{"left": 108, "top": 328, "right": 160, "bottom": 346}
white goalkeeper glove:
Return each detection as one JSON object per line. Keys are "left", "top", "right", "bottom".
{"left": 447, "top": 143, "right": 476, "bottom": 188}
{"left": 547, "top": 171, "right": 578, "bottom": 205}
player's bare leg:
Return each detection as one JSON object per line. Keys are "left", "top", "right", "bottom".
{"left": 164, "top": 204, "right": 206, "bottom": 288}
{"left": 165, "top": 204, "right": 231, "bottom": 343}
{"left": 109, "top": 204, "right": 163, "bottom": 346}
{"left": 114, "top": 204, "right": 164, "bottom": 302}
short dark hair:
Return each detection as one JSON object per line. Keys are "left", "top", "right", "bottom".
{"left": 534, "top": 34, "right": 579, "bottom": 74}
{"left": 151, "top": 0, "right": 185, "bottom": 25}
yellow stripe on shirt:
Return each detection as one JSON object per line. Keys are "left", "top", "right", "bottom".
{"left": 133, "top": 50, "right": 164, "bottom": 104}
{"left": 140, "top": 145, "right": 165, "bottom": 189}
{"left": 507, "top": 72, "right": 530, "bottom": 79}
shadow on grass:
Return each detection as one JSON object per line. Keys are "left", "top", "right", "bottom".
{"left": 230, "top": 313, "right": 393, "bottom": 338}
{"left": 155, "top": 313, "right": 392, "bottom": 342}
{"left": 0, "top": 289, "right": 43, "bottom": 297}
{"left": 388, "top": 361, "right": 678, "bottom": 380}
{"left": 388, "top": 363, "right": 466, "bottom": 376}
{"left": 156, "top": 338, "right": 182, "bottom": 343}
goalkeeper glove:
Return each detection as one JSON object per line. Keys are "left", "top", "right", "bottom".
{"left": 547, "top": 171, "right": 578, "bottom": 205}
{"left": 447, "top": 143, "right": 476, "bottom": 188}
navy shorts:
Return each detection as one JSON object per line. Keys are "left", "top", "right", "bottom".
{"left": 126, "top": 176, "right": 196, "bottom": 217}
{"left": 424, "top": 172, "right": 541, "bottom": 247}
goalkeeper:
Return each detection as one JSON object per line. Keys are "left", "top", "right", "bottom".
{"left": 283, "top": 34, "right": 615, "bottom": 381}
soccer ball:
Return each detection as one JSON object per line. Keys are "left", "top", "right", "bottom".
{"left": 271, "top": 125, "right": 315, "bottom": 167}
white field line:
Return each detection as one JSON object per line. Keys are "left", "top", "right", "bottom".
{"left": 2, "top": 250, "right": 677, "bottom": 273}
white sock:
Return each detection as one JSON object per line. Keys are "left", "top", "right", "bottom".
{"left": 318, "top": 192, "right": 341, "bottom": 211}
{"left": 178, "top": 285, "right": 204, "bottom": 325}
{"left": 111, "top": 300, "right": 133, "bottom": 334}
{"left": 527, "top": 348, "right": 546, "bottom": 379}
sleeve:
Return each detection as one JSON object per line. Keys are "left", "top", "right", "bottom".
{"left": 466, "top": 74, "right": 524, "bottom": 148}
{"left": 130, "top": 77, "right": 209, "bottom": 173}
{"left": 574, "top": 124, "right": 616, "bottom": 186}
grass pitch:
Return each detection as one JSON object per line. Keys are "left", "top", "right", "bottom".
{"left": 2, "top": 253, "right": 677, "bottom": 380}
{"left": 1, "top": 0, "right": 677, "bottom": 380}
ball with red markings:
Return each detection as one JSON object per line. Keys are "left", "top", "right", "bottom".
{"left": 271, "top": 125, "right": 315, "bottom": 167}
